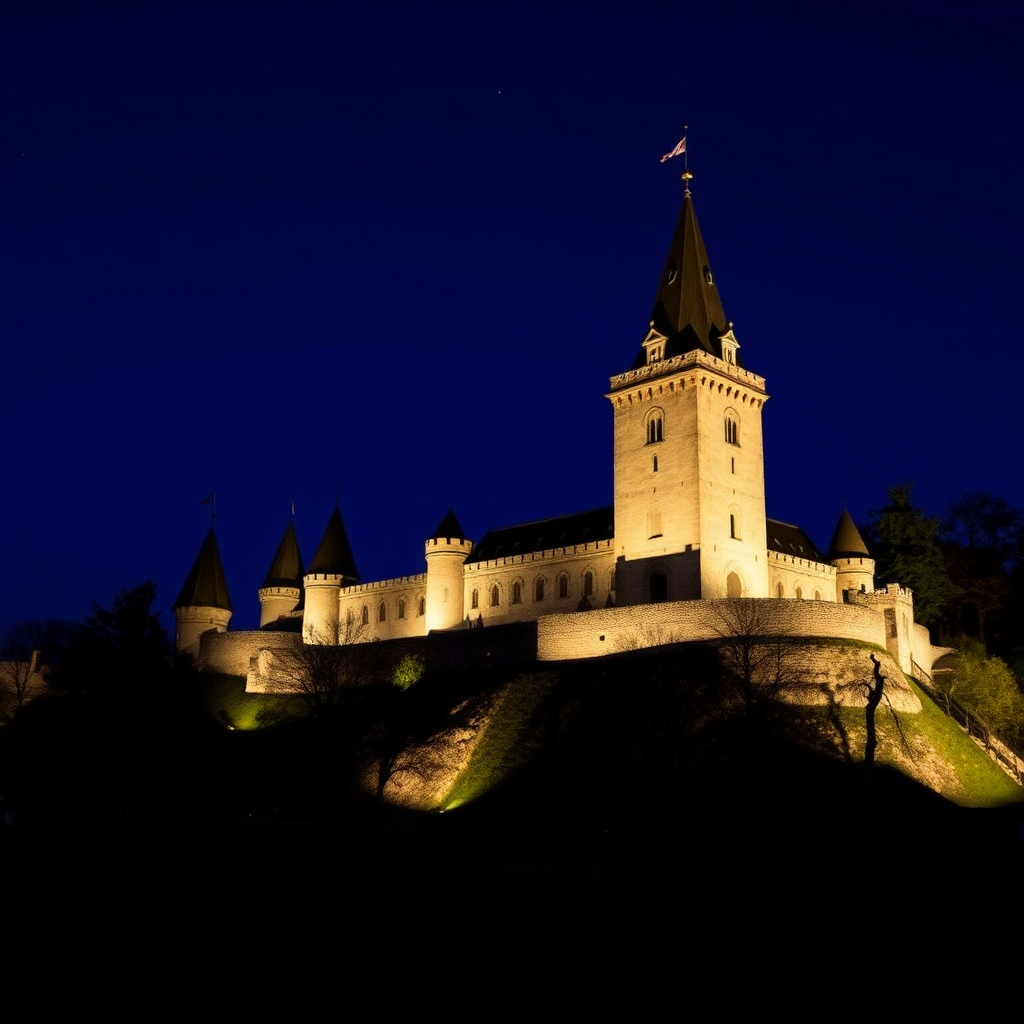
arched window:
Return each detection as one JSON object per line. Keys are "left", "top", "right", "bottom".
{"left": 490, "top": 584, "right": 500, "bottom": 607}
{"left": 512, "top": 580, "right": 522, "bottom": 605}
{"left": 378, "top": 601, "right": 387, "bottom": 622}
{"left": 795, "top": 586, "right": 803, "bottom": 600}
{"left": 726, "top": 572, "right": 742, "bottom": 598}
{"left": 775, "top": 581, "right": 784, "bottom": 598}
{"left": 361, "top": 605, "right": 369, "bottom": 626}
{"left": 471, "top": 587, "right": 479, "bottom": 610}
{"left": 725, "top": 413, "right": 739, "bottom": 445}
{"left": 535, "top": 577, "right": 545, "bottom": 602}
{"left": 730, "top": 513, "right": 739, "bottom": 539}
{"left": 583, "top": 571, "right": 594, "bottom": 597}
{"left": 646, "top": 410, "right": 664, "bottom": 445}
{"left": 398, "top": 598, "right": 406, "bottom": 619}
{"left": 814, "top": 590, "right": 822, "bottom": 601}
{"left": 558, "top": 574, "right": 569, "bottom": 599}
{"left": 418, "top": 596, "right": 425, "bottom": 616}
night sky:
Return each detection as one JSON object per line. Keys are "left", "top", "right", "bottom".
{"left": 2, "top": 0, "right": 1022, "bottom": 637}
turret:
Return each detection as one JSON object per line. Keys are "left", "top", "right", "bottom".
{"left": 828, "top": 508, "right": 875, "bottom": 599}
{"left": 258, "top": 520, "right": 304, "bottom": 628}
{"left": 174, "top": 527, "right": 233, "bottom": 661}
{"left": 303, "top": 504, "right": 359, "bottom": 643}
{"left": 424, "top": 508, "right": 472, "bottom": 632}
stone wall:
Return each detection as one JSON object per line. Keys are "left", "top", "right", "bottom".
{"left": 200, "top": 628, "right": 300, "bottom": 677}
{"left": 537, "top": 597, "right": 887, "bottom": 661}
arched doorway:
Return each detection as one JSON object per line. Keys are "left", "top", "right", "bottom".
{"left": 726, "top": 571, "right": 742, "bottom": 598}
{"left": 649, "top": 571, "right": 668, "bottom": 603}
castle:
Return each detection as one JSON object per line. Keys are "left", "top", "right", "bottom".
{"left": 173, "top": 174, "right": 937, "bottom": 687}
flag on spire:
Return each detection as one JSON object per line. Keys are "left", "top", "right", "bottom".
{"left": 660, "top": 136, "right": 686, "bottom": 163}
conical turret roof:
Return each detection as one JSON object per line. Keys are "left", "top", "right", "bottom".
{"left": 827, "top": 508, "right": 871, "bottom": 560}
{"left": 431, "top": 507, "right": 466, "bottom": 541}
{"left": 262, "top": 520, "right": 304, "bottom": 589}
{"left": 174, "top": 528, "right": 233, "bottom": 611}
{"left": 307, "top": 505, "right": 359, "bottom": 581}
{"left": 635, "top": 192, "right": 732, "bottom": 367}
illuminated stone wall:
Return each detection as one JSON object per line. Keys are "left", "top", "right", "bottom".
{"left": 768, "top": 551, "right": 838, "bottom": 601}
{"left": 425, "top": 536, "right": 473, "bottom": 631}
{"left": 463, "top": 540, "right": 617, "bottom": 626}
{"left": 200, "top": 628, "right": 299, "bottom": 676}
{"left": 536, "top": 597, "right": 888, "bottom": 661}
{"left": 338, "top": 573, "right": 428, "bottom": 642}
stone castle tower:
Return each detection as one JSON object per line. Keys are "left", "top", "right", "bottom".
{"left": 610, "top": 185, "right": 769, "bottom": 605}
{"left": 173, "top": 526, "right": 232, "bottom": 661}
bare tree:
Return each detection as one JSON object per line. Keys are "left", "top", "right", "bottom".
{"left": 705, "top": 599, "right": 796, "bottom": 717}
{"left": 273, "top": 617, "right": 371, "bottom": 714}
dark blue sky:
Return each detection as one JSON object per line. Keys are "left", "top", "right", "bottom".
{"left": 2, "top": 0, "right": 1022, "bottom": 636}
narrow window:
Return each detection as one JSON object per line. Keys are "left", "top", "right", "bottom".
{"left": 535, "top": 578, "right": 545, "bottom": 602}
{"left": 418, "top": 596, "right": 425, "bottom": 616}
{"left": 583, "top": 571, "right": 594, "bottom": 597}
{"left": 512, "top": 581, "right": 522, "bottom": 604}
{"left": 795, "top": 587, "right": 803, "bottom": 600}
{"left": 398, "top": 598, "right": 405, "bottom": 619}
{"left": 646, "top": 412, "right": 664, "bottom": 445}
{"left": 731, "top": 457, "right": 735, "bottom": 474}
{"left": 725, "top": 416, "right": 739, "bottom": 445}
{"left": 378, "top": 601, "right": 386, "bottom": 622}
{"left": 775, "top": 582, "right": 784, "bottom": 598}
{"left": 653, "top": 455, "right": 659, "bottom": 473}
{"left": 490, "top": 584, "right": 500, "bottom": 607}
{"left": 471, "top": 587, "right": 479, "bottom": 610}
{"left": 558, "top": 574, "right": 569, "bottom": 599}
{"left": 361, "top": 605, "right": 369, "bottom": 626}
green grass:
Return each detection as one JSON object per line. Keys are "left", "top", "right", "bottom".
{"left": 193, "top": 673, "right": 303, "bottom": 731}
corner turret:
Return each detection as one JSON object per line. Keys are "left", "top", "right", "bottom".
{"left": 303, "top": 504, "right": 359, "bottom": 643}
{"left": 424, "top": 508, "right": 472, "bottom": 632}
{"left": 174, "top": 528, "right": 233, "bottom": 661}
{"left": 259, "top": 520, "right": 304, "bottom": 628}
{"left": 828, "top": 508, "right": 875, "bottom": 599}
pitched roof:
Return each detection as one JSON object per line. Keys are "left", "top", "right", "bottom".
{"left": 467, "top": 507, "right": 614, "bottom": 564}
{"left": 262, "top": 520, "right": 304, "bottom": 589}
{"left": 431, "top": 507, "right": 467, "bottom": 541}
{"left": 174, "top": 528, "right": 233, "bottom": 611}
{"left": 827, "top": 508, "right": 871, "bottom": 559}
{"left": 307, "top": 505, "right": 359, "bottom": 581}
{"left": 766, "top": 519, "right": 826, "bottom": 564}
{"left": 635, "top": 192, "right": 732, "bottom": 367}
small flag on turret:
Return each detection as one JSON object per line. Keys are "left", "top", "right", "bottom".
{"left": 660, "top": 136, "right": 686, "bottom": 163}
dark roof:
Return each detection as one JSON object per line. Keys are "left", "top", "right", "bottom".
{"left": 766, "top": 519, "right": 826, "bottom": 564}
{"left": 827, "top": 508, "right": 871, "bottom": 559}
{"left": 262, "top": 520, "right": 304, "bottom": 589}
{"left": 174, "top": 528, "right": 233, "bottom": 611}
{"left": 431, "top": 507, "right": 467, "bottom": 541}
{"left": 307, "top": 505, "right": 359, "bottom": 581}
{"left": 467, "top": 507, "right": 614, "bottom": 564}
{"left": 634, "top": 192, "right": 732, "bottom": 367}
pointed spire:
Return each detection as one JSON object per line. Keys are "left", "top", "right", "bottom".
{"left": 431, "top": 507, "right": 466, "bottom": 542}
{"left": 827, "top": 508, "right": 871, "bottom": 560}
{"left": 308, "top": 504, "right": 359, "bottom": 581}
{"left": 262, "top": 520, "right": 304, "bottom": 589}
{"left": 174, "top": 528, "right": 233, "bottom": 612}
{"left": 636, "top": 192, "right": 731, "bottom": 367}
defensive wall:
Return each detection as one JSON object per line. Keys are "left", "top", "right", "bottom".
{"left": 200, "top": 628, "right": 299, "bottom": 677}
{"left": 537, "top": 597, "right": 891, "bottom": 661}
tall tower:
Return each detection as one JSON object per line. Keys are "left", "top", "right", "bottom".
{"left": 173, "top": 527, "right": 233, "bottom": 661}
{"left": 258, "top": 519, "right": 304, "bottom": 627}
{"left": 608, "top": 180, "right": 770, "bottom": 603}
{"left": 424, "top": 508, "right": 472, "bottom": 632}
{"left": 302, "top": 504, "right": 359, "bottom": 643}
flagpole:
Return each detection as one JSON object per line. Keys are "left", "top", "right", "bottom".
{"left": 681, "top": 123, "right": 693, "bottom": 196}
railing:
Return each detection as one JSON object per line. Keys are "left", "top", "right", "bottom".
{"left": 913, "top": 660, "right": 1023, "bottom": 785}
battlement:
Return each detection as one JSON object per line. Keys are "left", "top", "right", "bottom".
{"left": 465, "top": 538, "right": 614, "bottom": 573}
{"left": 341, "top": 573, "right": 427, "bottom": 595}
{"left": 609, "top": 348, "right": 766, "bottom": 394}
